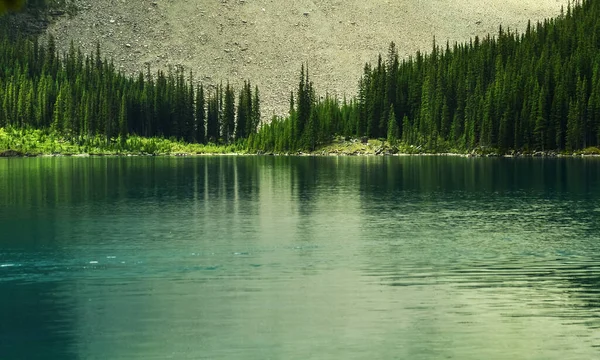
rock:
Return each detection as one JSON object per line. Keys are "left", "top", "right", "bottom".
{"left": 303, "top": 12, "right": 310, "bottom": 16}
{"left": 125, "top": 43, "right": 131, "bottom": 47}
{"left": 0, "top": 150, "right": 24, "bottom": 157}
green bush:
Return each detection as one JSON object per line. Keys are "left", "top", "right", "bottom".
{"left": 0, "top": 127, "right": 248, "bottom": 156}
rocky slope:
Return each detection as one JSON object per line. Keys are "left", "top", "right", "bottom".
{"left": 48, "top": 0, "right": 568, "bottom": 116}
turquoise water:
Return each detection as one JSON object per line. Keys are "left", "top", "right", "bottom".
{"left": 1, "top": 156, "right": 599, "bottom": 359}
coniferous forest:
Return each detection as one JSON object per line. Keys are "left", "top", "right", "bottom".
{"left": 1, "top": 0, "right": 600, "bottom": 155}
{"left": 0, "top": 26, "right": 261, "bottom": 149}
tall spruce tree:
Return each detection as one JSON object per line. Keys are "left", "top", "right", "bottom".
{"left": 387, "top": 105, "right": 399, "bottom": 145}
{"left": 195, "top": 84, "right": 206, "bottom": 144}
{"left": 223, "top": 82, "right": 235, "bottom": 143}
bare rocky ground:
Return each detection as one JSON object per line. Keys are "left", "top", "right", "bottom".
{"left": 48, "top": 0, "right": 568, "bottom": 117}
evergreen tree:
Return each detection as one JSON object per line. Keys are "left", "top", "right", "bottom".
{"left": 223, "top": 82, "right": 235, "bottom": 143}
{"left": 297, "top": 64, "right": 311, "bottom": 143}
{"left": 119, "top": 93, "right": 127, "bottom": 146}
{"left": 206, "top": 90, "right": 220, "bottom": 143}
{"left": 52, "top": 84, "right": 64, "bottom": 133}
{"left": 195, "top": 84, "right": 206, "bottom": 144}
{"left": 251, "top": 85, "right": 261, "bottom": 134}
{"left": 566, "top": 99, "right": 580, "bottom": 151}
{"left": 387, "top": 105, "right": 399, "bottom": 145}
{"left": 236, "top": 86, "right": 248, "bottom": 140}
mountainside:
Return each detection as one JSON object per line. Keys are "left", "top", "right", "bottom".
{"left": 2, "top": 0, "right": 599, "bottom": 156}
{"left": 47, "top": 0, "right": 567, "bottom": 116}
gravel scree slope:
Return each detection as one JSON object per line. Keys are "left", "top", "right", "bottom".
{"left": 48, "top": 0, "right": 568, "bottom": 116}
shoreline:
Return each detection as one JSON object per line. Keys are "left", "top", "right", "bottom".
{"left": 2, "top": 149, "right": 600, "bottom": 159}
{"left": 3, "top": 128, "right": 600, "bottom": 159}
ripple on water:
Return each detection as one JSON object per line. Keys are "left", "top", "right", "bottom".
{"left": 2, "top": 156, "right": 600, "bottom": 359}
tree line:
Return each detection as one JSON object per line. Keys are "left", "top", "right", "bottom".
{"left": 0, "top": 25, "right": 261, "bottom": 147}
{"left": 252, "top": 0, "right": 600, "bottom": 153}
{"left": 357, "top": 0, "right": 600, "bottom": 153}
{"left": 1, "top": 0, "right": 600, "bottom": 154}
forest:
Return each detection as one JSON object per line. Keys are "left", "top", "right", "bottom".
{"left": 1, "top": 0, "right": 600, "bottom": 155}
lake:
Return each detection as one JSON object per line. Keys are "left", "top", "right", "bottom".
{"left": 1, "top": 156, "right": 599, "bottom": 359}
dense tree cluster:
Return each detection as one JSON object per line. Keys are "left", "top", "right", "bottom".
{"left": 252, "top": 0, "right": 600, "bottom": 153}
{"left": 248, "top": 64, "right": 357, "bottom": 152}
{"left": 358, "top": 0, "right": 600, "bottom": 152}
{"left": 0, "top": 25, "right": 260, "bottom": 146}
{"left": 1, "top": 0, "right": 600, "bottom": 154}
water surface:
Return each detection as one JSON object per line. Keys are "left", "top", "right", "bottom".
{"left": 1, "top": 156, "right": 599, "bottom": 359}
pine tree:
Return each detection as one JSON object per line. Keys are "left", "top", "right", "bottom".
{"left": 304, "top": 106, "right": 318, "bottom": 151}
{"left": 566, "top": 99, "right": 580, "bottom": 151}
{"left": 419, "top": 73, "right": 433, "bottom": 144}
{"left": 236, "top": 86, "right": 248, "bottom": 140}
{"left": 251, "top": 85, "right": 261, "bottom": 135}
{"left": 52, "top": 85, "right": 64, "bottom": 133}
{"left": 288, "top": 91, "right": 296, "bottom": 148}
{"left": 195, "top": 84, "right": 206, "bottom": 144}
{"left": 223, "top": 82, "right": 235, "bottom": 143}
{"left": 185, "top": 72, "right": 195, "bottom": 143}
{"left": 534, "top": 86, "right": 548, "bottom": 151}
{"left": 402, "top": 115, "right": 411, "bottom": 144}
{"left": 387, "top": 105, "right": 399, "bottom": 145}
{"left": 297, "top": 64, "right": 310, "bottom": 141}
{"left": 206, "top": 90, "right": 220, "bottom": 143}
{"left": 119, "top": 94, "right": 128, "bottom": 146}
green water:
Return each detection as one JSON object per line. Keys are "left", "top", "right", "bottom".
{"left": 1, "top": 156, "right": 600, "bottom": 359}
